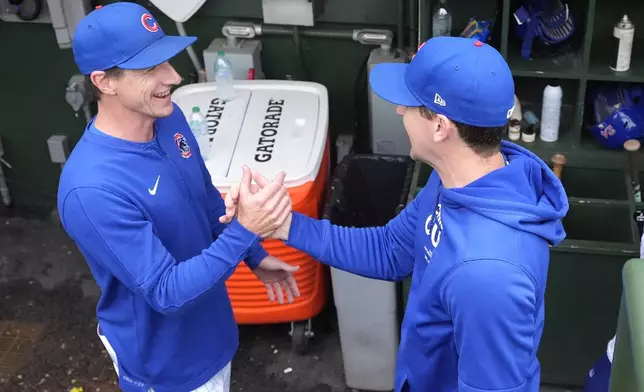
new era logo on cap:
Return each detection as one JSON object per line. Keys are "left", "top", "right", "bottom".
{"left": 434, "top": 93, "right": 446, "bottom": 107}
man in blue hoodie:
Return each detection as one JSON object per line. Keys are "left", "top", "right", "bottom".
{"left": 57, "top": 3, "right": 298, "bottom": 392}
{"left": 222, "top": 36, "right": 569, "bottom": 391}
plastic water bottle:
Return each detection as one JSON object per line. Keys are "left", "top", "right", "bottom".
{"left": 214, "top": 51, "right": 236, "bottom": 102}
{"left": 189, "top": 106, "right": 211, "bottom": 159}
{"left": 540, "top": 85, "right": 563, "bottom": 142}
{"left": 432, "top": 0, "right": 452, "bottom": 37}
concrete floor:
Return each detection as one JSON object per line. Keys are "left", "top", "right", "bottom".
{"left": 0, "top": 211, "right": 579, "bottom": 392}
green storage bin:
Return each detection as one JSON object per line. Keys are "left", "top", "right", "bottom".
{"left": 538, "top": 201, "right": 639, "bottom": 386}
{"left": 561, "top": 167, "right": 629, "bottom": 201}
{"left": 539, "top": 244, "right": 638, "bottom": 386}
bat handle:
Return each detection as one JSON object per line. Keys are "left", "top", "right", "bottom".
{"left": 550, "top": 154, "right": 567, "bottom": 180}
{"left": 625, "top": 140, "right": 641, "bottom": 203}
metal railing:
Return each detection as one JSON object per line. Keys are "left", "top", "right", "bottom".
{"left": 609, "top": 258, "right": 644, "bottom": 392}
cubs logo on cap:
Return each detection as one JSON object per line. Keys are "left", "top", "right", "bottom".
{"left": 141, "top": 13, "right": 159, "bottom": 33}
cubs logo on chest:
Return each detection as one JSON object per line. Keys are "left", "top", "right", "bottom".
{"left": 174, "top": 132, "right": 192, "bottom": 159}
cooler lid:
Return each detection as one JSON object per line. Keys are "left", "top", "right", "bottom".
{"left": 172, "top": 80, "right": 329, "bottom": 192}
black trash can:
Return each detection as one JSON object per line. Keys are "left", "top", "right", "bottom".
{"left": 323, "top": 154, "right": 416, "bottom": 226}
{"left": 322, "top": 153, "right": 415, "bottom": 391}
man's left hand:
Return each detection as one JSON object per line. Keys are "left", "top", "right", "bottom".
{"left": 253, "top": 255, "right": 301, "bottom": 304}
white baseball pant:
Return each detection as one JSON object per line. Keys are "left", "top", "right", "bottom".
{"left": 97, "top": 325, "right": 231, "bottom": 392}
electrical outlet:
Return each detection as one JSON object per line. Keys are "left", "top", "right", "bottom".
{"left": 66, "top": 74, "right": 89, "bottom": 113}
{"left": 47, "top": 135, "right": 69, "bottom": 164}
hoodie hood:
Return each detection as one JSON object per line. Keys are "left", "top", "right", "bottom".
{"left": 441, "top": 140, "right": 569, "bottom": 245}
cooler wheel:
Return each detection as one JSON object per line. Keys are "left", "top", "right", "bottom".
{"left": 290, "top": 320, "right": 314, "bottom": 355}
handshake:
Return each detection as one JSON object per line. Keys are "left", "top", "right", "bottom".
{"left": 218, "top": 165, "right": 293, "bottom": 240}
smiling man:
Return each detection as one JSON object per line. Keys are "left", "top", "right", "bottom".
{"left": 57, "top": 3, "right": 298, "bottom": 392}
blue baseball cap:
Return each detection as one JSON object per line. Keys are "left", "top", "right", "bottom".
{"left": 369, "top": 36, "right": 515, "bottom": 127}
{"left": 72, "top": 2, "right": 197, "bottom": 75}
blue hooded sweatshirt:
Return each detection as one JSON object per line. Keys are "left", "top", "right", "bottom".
{"left": 286, "top": 141, "right": 569, "bottom": 392}
{"left": 57, "top": 103, "right": 268, "bottom": 392}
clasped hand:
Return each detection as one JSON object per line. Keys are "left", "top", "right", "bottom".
{"left": 222, "top": 165, "right": 298, "bottom": 304}
{"left": 219, "top": 165, "right": 291, "bottom": 240}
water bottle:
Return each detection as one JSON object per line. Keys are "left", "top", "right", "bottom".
{"left": 540, "top": 85, "right": 563, "bottom": 142}
{"left": 432, "top": 0, "right": 452, "bottom": 37}
{"left": 214, "top": 51, "right": 236, "bottom": 102}
{"left": 189, "top": 106, "right": 211, "bottom": 159}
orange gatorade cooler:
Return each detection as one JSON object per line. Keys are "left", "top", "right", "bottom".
{"left": 172, "top": 80, "right": 330, "bottom": 353}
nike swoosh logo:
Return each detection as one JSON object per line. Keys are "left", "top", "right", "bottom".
{"left": 149, "top": 175, "right": 160, "bottom": 196}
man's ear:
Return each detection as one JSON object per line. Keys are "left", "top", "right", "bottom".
{"left": 90, "top": 71, "right": 117, "bottom": 96}
{"left": 432, "top": 114, "right": 452, "bottom": 143}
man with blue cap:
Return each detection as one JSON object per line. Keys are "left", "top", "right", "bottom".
{"left": 57, "top": 3, "right": 298, "bottom": 391}
{"left": 222, "top": 36, "right": 569, "bottom": 391}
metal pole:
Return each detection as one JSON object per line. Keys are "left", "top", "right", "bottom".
{"left": 258, "top": 24, "right": 355, "bottom": 40}
{"left": 252, "top": 23, "right": 393, "bottom": 49}
{"left": 409, "top": 0, "right": 418, "bottom": 49}
{"left": 397, "top": 0, "right": 405, "bottom": 51}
